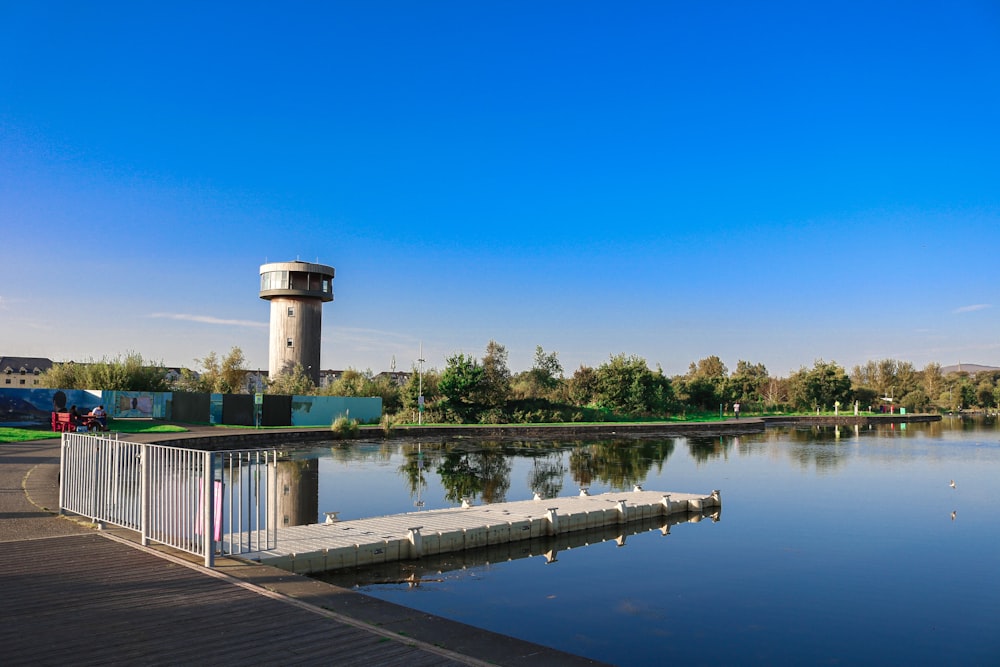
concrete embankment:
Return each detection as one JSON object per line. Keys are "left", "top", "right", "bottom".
{"left": 760, "top": 414, "right": 941, "bottom": 427}
{"left": 145, "top": 414, "right": 940, "bottom": 450}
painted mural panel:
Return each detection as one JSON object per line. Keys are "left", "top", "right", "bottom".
{"left": 0, "top": 388, "right": 102, "bottom": 426}
{"left": 290, "top": 395, "right": 382, "bottom": 426}
{"left": 104, "top": 391, "right": 160, "bottom": 418}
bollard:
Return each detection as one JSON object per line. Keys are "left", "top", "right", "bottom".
{"left": 616, "top": 499, "right": 628, "bottom": 524}
{"left": 545, "top": 507, "right": 560, "bottom": 536}
{"left": 408, "top": 526, "right": 423, "bottom": 558}
{"left": 661, "top": 494, "right": 672, "bottom": 514}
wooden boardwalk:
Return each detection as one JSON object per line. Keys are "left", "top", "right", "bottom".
{"left": 1, "top": 438, "right": 606, "bottom": 667}
{"left": 0, "top": 532, "right": 604, "bottom": 666}
{"left": 247, "top": 489, "right": 721, "bottom": 574}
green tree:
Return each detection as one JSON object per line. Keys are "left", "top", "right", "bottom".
{"left": 326, "top": 368, "right": 373, "bottom": 396}
{"left": 401, "top": 367, "right": 440, "bottom": 411}
{"left": 512, "top": 346, "right": 564, "bottom": 400}
{"left": 568, "top": 365, "right": 598, "bottom": 406}
{"left": 530, "top": 345, "right": 563, "bottom": 392}
{"left": 438, "top": 353, "right": 486, "bottom": 422}
{"left": 593, "top": 353, "right": 673, "bottom": 416}
{"left": 678, "top": 356, "right": 729, "bottom": 409}
{"left": 975, "top": 374, "right": 1000, "bottom": 409}
{"left": 218, "top": 347, "right": 249, "bottom": 393}
{"left": 795, "top": 359, "right": 852, "bottom": 411}
{"left": 900, "top": 389, "right": 930, "bottom": 412}
{"left": 480, "top": 340, "right": 512, "bottom": 410}
{"left": 850, "top": 358, "right": 920, "bottom": 403}
{"left": 727, "top": 360, "right": 768, "bottom": 404}
{"left": 181, "top": 347, "right": 249, "bottom": 393}
{"left": 922, "top": 363, "right": 943, "bottom": 404}
{"left": 371, "top": 374, "right": 402, "bottom": 413}
{"left": 42, "top": 352, "right": 169, "bottom": 391}
{"left": 692, "top": 355, "right": 728, "bottom": 379}
{"left": 267, "top": 363, "right": 316, "bottom": 395}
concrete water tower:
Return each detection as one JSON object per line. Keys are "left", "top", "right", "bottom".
{"left": 259, "top": 260, "right": 335, "bottom": 386}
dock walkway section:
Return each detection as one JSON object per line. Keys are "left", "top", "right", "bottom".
{"left": 0, "top": 437, "right": 607, "bottom": 666}
{"left": 248, "top": 489, "right": 721, "bottom": 574}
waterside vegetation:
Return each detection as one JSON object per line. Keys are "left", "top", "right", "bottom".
{"left": 34, "top": 345, "right": 1000, "bottom": 426}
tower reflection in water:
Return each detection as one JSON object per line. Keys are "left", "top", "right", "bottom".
{"left": 276, "top": 459, "right": 319, "bottom": 528}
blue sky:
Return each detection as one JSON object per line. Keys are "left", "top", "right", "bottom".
{"left": 2, "top": 2, "right": 998, "bottom": 377}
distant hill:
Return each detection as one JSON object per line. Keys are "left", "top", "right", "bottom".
{"left": 940, "top": 363, "right": 1000, "bottom": 375}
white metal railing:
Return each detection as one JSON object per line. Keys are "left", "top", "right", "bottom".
{"left": 59, "top": 433, "right": 277, "bottom": 567}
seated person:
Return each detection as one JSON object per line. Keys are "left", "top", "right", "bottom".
{"left": 69, "top": 405, "right": 82, "bottom": 427}
{"left": 90, "top": 405, "right": 108, "bottom": 431}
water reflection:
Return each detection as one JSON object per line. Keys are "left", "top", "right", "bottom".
{"left": 276, "top": 459, "right": 318, "bottom": 528}
{"left": 437, "top": 445, "right": 512, "bottom": 503}
{"left": 570, "top": 438, "right": 676, "bottom": 489}
{"left": 282, "top": 418, "right": 1000, "bottom": 667}
{"left": 687, "top": 436, "right": 733, "bottom": 462}
{"left": 388, "top": 438, "right": 680, "bottom": 510}
{"left": 277, "top": 419, "right": 997, "bottom": 529}
{"left": 526, "top": 453, "right": 565, "bottom": 500}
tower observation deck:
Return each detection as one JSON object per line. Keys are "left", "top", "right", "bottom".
{"left": 259, "top": 260, "right": 335, "bottom": 387}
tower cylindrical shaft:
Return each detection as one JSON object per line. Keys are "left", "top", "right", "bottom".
{"left": 259, "top": 261, "right": 334, "bottom": 388}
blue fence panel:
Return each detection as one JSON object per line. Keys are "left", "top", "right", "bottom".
{"left": 290, "top": 395, "right": 382, "bottom": 426}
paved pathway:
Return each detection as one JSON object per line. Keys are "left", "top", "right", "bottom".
{"left": 0, "top": 436, "right": 606, "bottom": 666}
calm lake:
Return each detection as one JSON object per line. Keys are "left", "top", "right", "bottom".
{"left": 275, "top": 418, "right": 1000, "bottom": 666}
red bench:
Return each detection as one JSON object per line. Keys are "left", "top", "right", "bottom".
{"left": 51, "top": 412, "right": 75, "bottom": 432}
{"left": 51, "top": 412, "right": 105, "bottom": 432}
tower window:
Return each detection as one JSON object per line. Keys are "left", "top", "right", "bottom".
{"left": 287, "top": 306, "right": 295, "bottom": 317}
{"left": 286, "top": 338, "right": 294, "bottom": 348}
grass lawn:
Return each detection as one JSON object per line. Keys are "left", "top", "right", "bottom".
{"left": 0, "top": 420, "right": 189, "bottom": 443}
{"left": 1, "top": 411, "right": 901, "bottom": 443}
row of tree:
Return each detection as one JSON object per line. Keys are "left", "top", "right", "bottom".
{"left": 396, "top": 345, "right": 1000, "bottom": 422}
{"left": 38, "top": 345, "right": 1000, "bottom": 423}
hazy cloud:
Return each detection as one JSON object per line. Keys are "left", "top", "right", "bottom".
{"left": 331, "top": 327, "right": 416, "bottom": 344}
{"left": 149, "top": 312, "right": 267, "bottom": 328}
{"left": 953, "top": 304, "right": 992, "bottom": 314}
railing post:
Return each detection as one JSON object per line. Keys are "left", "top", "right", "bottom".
{"left": 90, "top": 434, "right": 99, "bottom": 522}
{"left": 203, "top": 450, "right": 214, "bottom": 568}
{"left": 269, "top": 450, "right": 278, "bottom": 551}
{"left": 140, "top": 444, "right": 150, "bottom": 546}
{"left": 58, "top": 434, "right": 66, "bottom": 515}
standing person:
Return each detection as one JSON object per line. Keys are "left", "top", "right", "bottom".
{"left": 733, "top": 401, "right": 740, "bottom": 419}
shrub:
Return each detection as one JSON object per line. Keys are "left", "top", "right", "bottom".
{"left": 379, "top": 413, "right": 398, "bottom": 435}
{"left": 330, "top": 415, "right": 359, "bottom": 439}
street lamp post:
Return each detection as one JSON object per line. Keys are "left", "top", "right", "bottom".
{"left": 417, "top": 342, "right": 425, "bottom": 425}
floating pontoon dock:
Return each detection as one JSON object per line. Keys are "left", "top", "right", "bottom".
{"left": 243, "top": 488, "right": 721, "bottom": 574}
